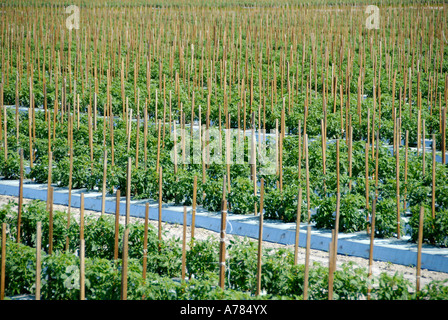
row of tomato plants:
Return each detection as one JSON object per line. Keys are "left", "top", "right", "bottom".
{"left": 1, "top": 199, "right": 448, "bottom": 300}
{"left": 1, "top": 108, "right": 448, "bottom": 246}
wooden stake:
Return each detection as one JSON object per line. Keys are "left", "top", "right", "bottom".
{"left": 321, "top": 119, "right": 326, "bottom": 191}
{"left": 101, "top": 149, "right": 107, "bottom": 216}
{"left": 336, "top": 140, "right": 340, "bottom": 194}
{"left": 416, "top": 205, "right": 424, "bottom": 294}
{"left": 348, "top": 127, "right": 353, "bottom": 191}
{"left": 142, "top": 202, "right": 149, "bottom": 280}
{"left": 181, "top": 206, "right": 187, "bottom": 283}
{"left": 404, "top": 130, "right": 409, "bottom": 211}
{"left": 294, "top": 188, "right": 302, "bottom": 266}
{"left": 46, "top": 151, "right": 53, "bottom": 211}
{"left": 396, "top": 117, "right": 401, "bottom": 239}
{"left": 367, "top": 195, "right": 377, "bottom": 300}
{"left": 333, "top": 190, "right": 341, "bottom": 264}
{"left": 305, "top": 134, "right": 311, "bottom": 222}
{"left": 80, "top": 193, "right": 85, "bottom": 243}
{"left": 1, "top": 223, "right": 6, "bottom": 300}
{"left": 328, "top": 230, "right": 335, "bottom": 300}
{"left": 432, "top": 134, "right": 436, "bottom": 219}
{"left": 114, "top": 190, "right": 120, "bottom": 261}
{"left": 17, "top": 149, "right": 24, "bottom": 244}
{"left": 303, "top": 222, "right": 311, "bottom": 300}
{"left": 156, "top": 120, "right": 161, "bottom": 174}
{"left": 191, "top": 175, "right": 197, "bottom": 240}
{"left": 125, "top": 157, "right": 131, "bottom": 226}
{"left": 417, "top": 110, "right": 421, "bottom": 155}
{"left": 66, "top": 117, "right": 74, "bottom": 252}
{"left": 3, "top": 95, "right": 7, "bottom": 161}
{"left": 442, "top": 108, "right": 446, "bottom": 165}
{"left": 144, "top": 101, "right": 148, "bottom": 167}
{"left": 422, "top": 119, "right": 426, "bottom": 176}
{"left": 48, "top": 186, "right": 54, "bottom": 255}
{"left": 256, "top": 178, "right": 264, "bottom": 296}
{"left": 121, "top": 227, "right": 129, "bottom": 300}
{"left": 28, "top": 108, "right": 33, "bottom": 168}
{"left": 219, "top": 176, "right": 227, "bottom": 289}
{"left": 365, "top": 142, "right": 370, "bottom": 233}
{"left": 158, "top": 167, "right": 163, "bottom": 252}
{"left": 35, "top": 222, "right": 42, "bottom": 300}
{"left": 80, "top": 238, "right": 85, "bottom": 300}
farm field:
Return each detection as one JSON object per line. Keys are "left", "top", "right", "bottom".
{"left": 1, "top": 0, "right": 448, "bottom": 302}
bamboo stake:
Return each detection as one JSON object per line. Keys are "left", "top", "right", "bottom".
{"left": 219, "top": 176, "right": 227, "bottom": 289}
{"left": 321, "top": 119, "right": 326, "bottom": 191}
{"left": 181, "top": 206, "right": 187, "bottom": 282}
{"left": 348, "top": 126, "right": 353, "bottom": 191}
{"left": 127, "top": 108, "right": 132, "bottom": 153}
{"left": 298, "top": 120, "right": 302, "bottom": 180}
{"left": 144, "top": 101, "right": 148, "bottom": 167}
{"left": 156, "top": 120, "right": 161, "bottom": 174}
{"left": 432, "top": 134, "right": 436, "bottom": 219}
{"left": 28, "top": 108, "right": 33, "bottom": 168}
{"left": 416, "top": 205, "right": 424, "bottom": 294}
{"left": 88, "top": 104, "right": 93, "bottom": 168}
{"left": 142, "top": 202, "right": 149, "bottom": 280}
{"left": 114, "top": 190, "right": 121, "bottom": 261}
{"left": 136, "top": 115, "right": 140, "bottom": 168}
{"left": 404, "top": 130, "right": 409, "bottom": 211}
{"left": 305, "top": 134, "right": 311, "bottom": 222}
{"left": 365, "top": 142, "right": 370, "bottom": 233}
{"left": 158, "top": 167, "right": 163, "bottom": 252}
{"left": 336, "top": 139, "right": 340, "bottom": 194}
{"left": 46, "top": 152, "right": 53, "bottom": 211}
{"left": 328, "top": 230, "right": 335, "bottom": 300}
{"left": 35, "top": 222, "right": 42, "bottom": 300}
{"left": 101, "top": 149, "right": 107, "bottom": 216}
{"left": 303, "top": 221, "right": 311, "bottom": 300}
{"left": 1, "top": 223, "right": 6, "bottom": 300}
{"left": 48, "top": 186, "right": 54, "bottom": 255}
{"left": 80, "top": 238, "right": 85, "bottom": 300}
{"left": 294, "top": 188, "right": 302, "bottom": 266}
{"left": 121, "top": 227, "right": 129, "bottom": 300}
{"left": 396, "top": 117, "right": 401, "bottom": 239}
{"left": 191, "top": 175, "right": 197, "bottom": 240}
{"left": 367, "top": 194, "right": 377, "bottom": 300}
{"left": 375, "top": 132, "right": 380, "bottom": 198}
{"left": 422, "top": 119, "right": 426, "bottom": 176}
{"left": 417, "top": 110, "right": 421, "bottom": 155}
{"left": 17, "top": 149, "right": 24, "bottom": 244}
{"left": 256, "top": 178, "right": 264, "bottom": 296}
{"left": 125, "top": 157, "right": 131, "bottom": 226}
{"left": 3, "top": 94, "right": 7, "bottom": 160}
{"left": 80, "top": 193, "right": 85, "bottom": 242}
{"left": 442, "top": 108, "right": 446, "bottom": 165}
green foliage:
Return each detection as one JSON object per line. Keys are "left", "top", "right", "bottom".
{"left": 372, "top": 197, "right": 401, "bottom": 238}
{"left": 0, "top": 152, "right": 21, "bottom": 180}
{"left": 186, "top": 237, "right": 219, "bottom": 279}
{"left": 228, "top": 176, "right": 258, "bottom": 215}
{"left": 202, "top": 177, "right": 224, "bottom": 212}
{"left": 312, "top": 193, "right": 367, "bottom": 232}
{"left": 370, "top": 272, "right": 414, "bottom": 300}
{"left": 408, "top": 205, "right": 448, "bottom": 247}
{"left": 264, "top": 184, "right": 309, "bottom": 223}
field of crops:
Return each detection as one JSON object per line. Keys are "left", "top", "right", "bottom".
{"left": 1, "top": 0, "right": 448, "bottom": 303}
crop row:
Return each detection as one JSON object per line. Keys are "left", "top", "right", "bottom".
{"left": 1, "top": 107, "right": 448, "bottom": 246}
{"left": 1, "top": 199, "right": 448, "bottom": 300}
